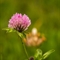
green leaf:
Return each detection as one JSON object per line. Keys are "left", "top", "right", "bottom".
{"left": 2, "top": 28, "right": 16, "bottom": 33}
{"left": 3, "top": 28, "right": 26, "bottom": 39}
{"left": 17, "top": 31, "right": 26, "bottom": 39}
{"left": 43, "top": 49, "right": 55, "bottom": 59}
{"left": 34, "top": 49, "right": 42, "bottom": 60}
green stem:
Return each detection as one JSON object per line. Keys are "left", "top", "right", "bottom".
{"left": 21, "top": 39, "right": 29, "bottom": 59}
{"left": 17, "top": 32, "right": 29, "bottom": 59}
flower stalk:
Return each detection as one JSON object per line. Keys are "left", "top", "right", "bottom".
{"left": 21, "top": 39, "right": 29, "bottom": 59}
{"left": 17, "top": 31, "right": 29, "bottom": 59}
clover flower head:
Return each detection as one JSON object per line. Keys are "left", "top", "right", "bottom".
{"left": 8, "top": 13, "right": 31, "bottom": 32}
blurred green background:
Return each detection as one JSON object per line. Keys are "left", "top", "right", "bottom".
{"left": 0, "top": 0, "right": 60, "bottom": 60}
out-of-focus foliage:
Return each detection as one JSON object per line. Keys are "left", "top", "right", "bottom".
{"left": 0, "top": 0, "right": 60, "bottom": 60}
{"left": 34, "top": 49, "right": 55, "bottom": 60}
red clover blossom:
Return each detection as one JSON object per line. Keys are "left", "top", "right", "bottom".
{"left": 8, "top": 13, "right": 31, "bottom": 32}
